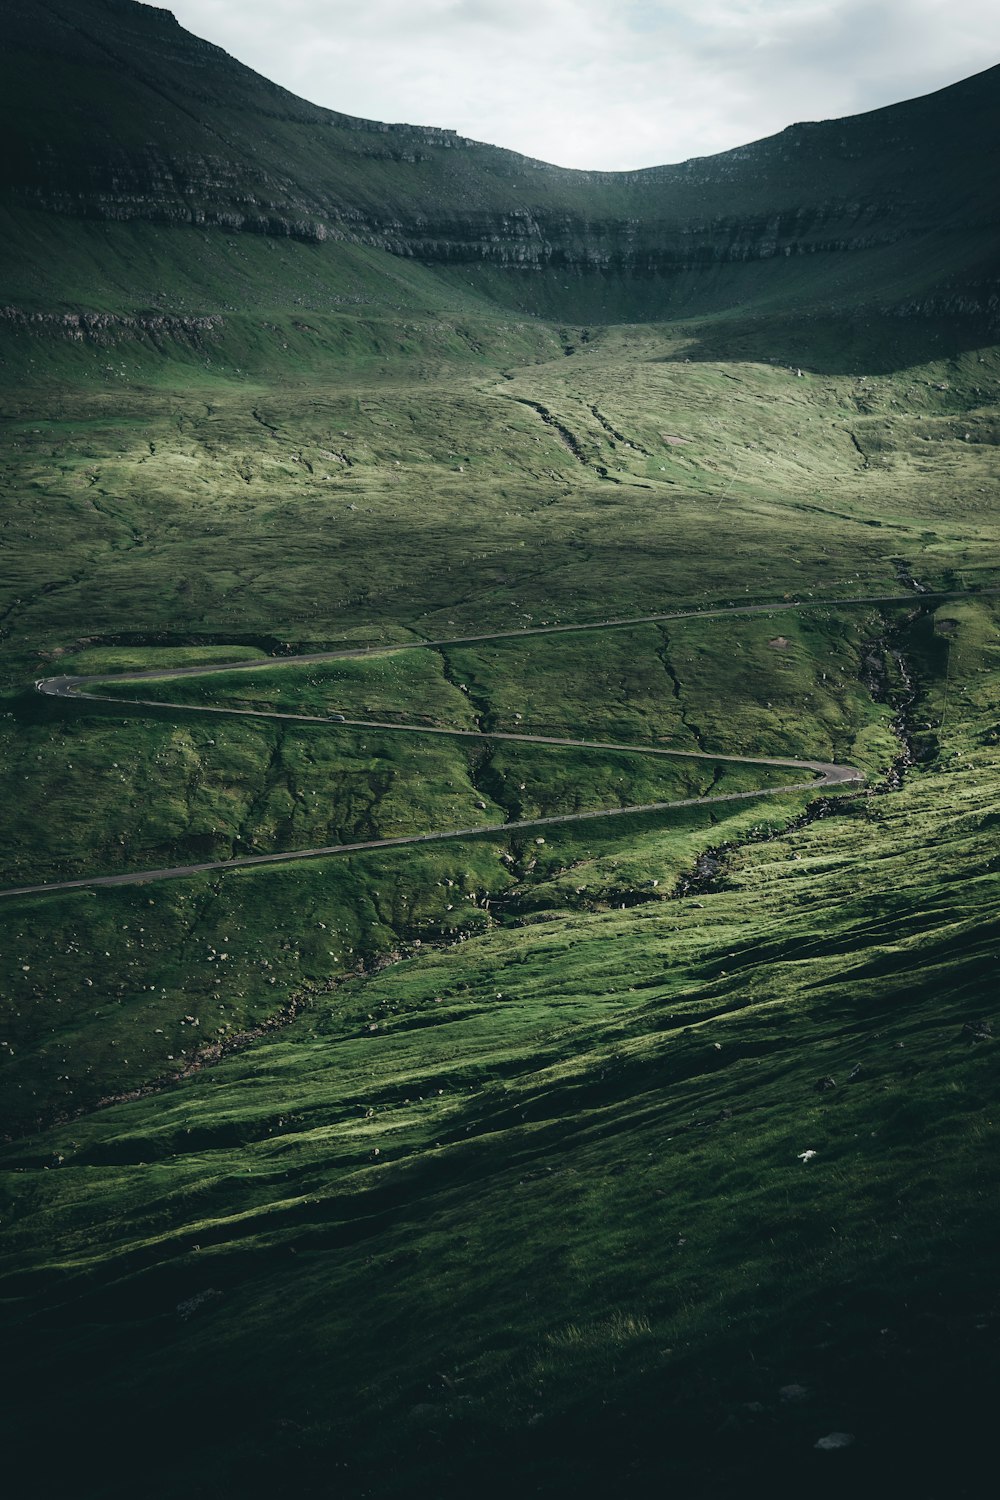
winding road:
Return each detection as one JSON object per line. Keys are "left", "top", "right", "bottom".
{"left": 6, "top": 587, "right": 981, "bottom": 900}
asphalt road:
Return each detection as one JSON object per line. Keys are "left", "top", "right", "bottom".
{"left": 9, "top": 587, "right": 968, "bottom": 899}
{"left": 32, "top": 587, "right": 976, "bottom": 686}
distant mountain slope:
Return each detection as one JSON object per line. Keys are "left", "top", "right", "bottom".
{"left": 2, "top": 0, "right": 998, "bottom": 326}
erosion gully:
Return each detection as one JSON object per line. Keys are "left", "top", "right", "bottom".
{"left": 674, "top": 603, "right": 926, "bottom": 900}
{"left": 3, "top": 591, "right": 967, "bottom": 1125}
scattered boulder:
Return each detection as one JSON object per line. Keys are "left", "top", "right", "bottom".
{"left": 814, "top": 1432, "right": 855, "bottom": 1451}
{"left": 815, "top": 1075, "right": 837, "bottom": 1092}
{"left": 963, "top": 1019, "right": 992, "bottom": 1043}
{"left": 779, "top": 1383, "right": 810, "bottom": 1403}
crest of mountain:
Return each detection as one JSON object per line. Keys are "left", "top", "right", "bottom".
{"left": 2, "top": 0, "right": 998, "bottom": 329}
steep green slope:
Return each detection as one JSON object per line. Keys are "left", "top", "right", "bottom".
{"left": 3, "top": 0, "right": 998, "bottom": 332}
{"left": 2, "top": 596, "right": 998, "bottom": 1499}
{"left": 1, "top": 8, "right": 998, "bottom": 1497}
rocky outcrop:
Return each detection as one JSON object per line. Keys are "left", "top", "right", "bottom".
{"left": 0, "top": 305, "right": 223, "bottom": 341}
{"left": 889, "top": 285, "right": 1000, "bottom": 327}
{"left": 2, "top": 0, "right": 998, "bottom": 321}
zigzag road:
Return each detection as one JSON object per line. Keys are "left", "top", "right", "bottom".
{"left": 6, "top": 588, "right": 983, "bottom": 900}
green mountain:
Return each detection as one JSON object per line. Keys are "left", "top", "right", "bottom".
{"left": 3, "top": 0, "right": 999, "bottom": 331}
{"left": 1, "top": 6, "right": 999, "bottom": 1500}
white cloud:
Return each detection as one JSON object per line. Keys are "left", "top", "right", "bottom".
{"left": 168, "top": 0, "right": 1000, "bottom": 168}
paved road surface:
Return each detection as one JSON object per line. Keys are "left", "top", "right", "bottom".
{"left": 8, "top": 586, "right": 976, "bottom": 898}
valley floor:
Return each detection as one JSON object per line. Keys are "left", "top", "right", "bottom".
{"left": 1, "top": 311, "right": 998, "bottom": 1496}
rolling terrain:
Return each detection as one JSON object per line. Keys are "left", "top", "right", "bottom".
{"left": 1, "top": 3, "right": 998, "bottom": 1497}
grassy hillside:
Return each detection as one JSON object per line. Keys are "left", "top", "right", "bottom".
{"left": 3, "top": 1, "right": 998, "bottom": 332}
{"left": 1, "top": 321, "right": 997, "bottom": 1495}
{"left": 2, "top": 595, "right": 998, "bottom": 1500}
{"left": 1, "top": 6, "right": 998, "bottom": 1497}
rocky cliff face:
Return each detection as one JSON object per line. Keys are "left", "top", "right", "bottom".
{"left": 0, "top": 304, "right": 223, "bottom": 338}
{"left": 3, "top": 0, "right": 998, "bottom": 321}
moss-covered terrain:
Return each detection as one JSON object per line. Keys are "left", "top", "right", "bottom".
{"left": 1, "top": 4, "right": 998, "bottom": 1497}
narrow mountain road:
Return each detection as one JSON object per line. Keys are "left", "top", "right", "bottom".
{"left": 8, "top": 587, "right": 987, "bottom": 900}
{"left": 31, "top": 588, "right": 980, "bottom": 688}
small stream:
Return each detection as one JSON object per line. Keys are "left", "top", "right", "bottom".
{"left": 673, "top": 605, "right": 928, "bottom": 899}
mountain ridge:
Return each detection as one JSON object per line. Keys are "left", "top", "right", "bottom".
{"left": 3, "top": 0, "right": 998, "bottom": 327}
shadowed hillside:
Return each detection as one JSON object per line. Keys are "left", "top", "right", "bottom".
{"left": 2, "top": 0, "right": 998, "bottom": 332}
{"left": 2, "top": 8, "right": 999, "bottom": 1499}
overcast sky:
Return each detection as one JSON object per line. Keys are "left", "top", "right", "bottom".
{"left": 168, "top": 0, "right": 999, "bottom": 170}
